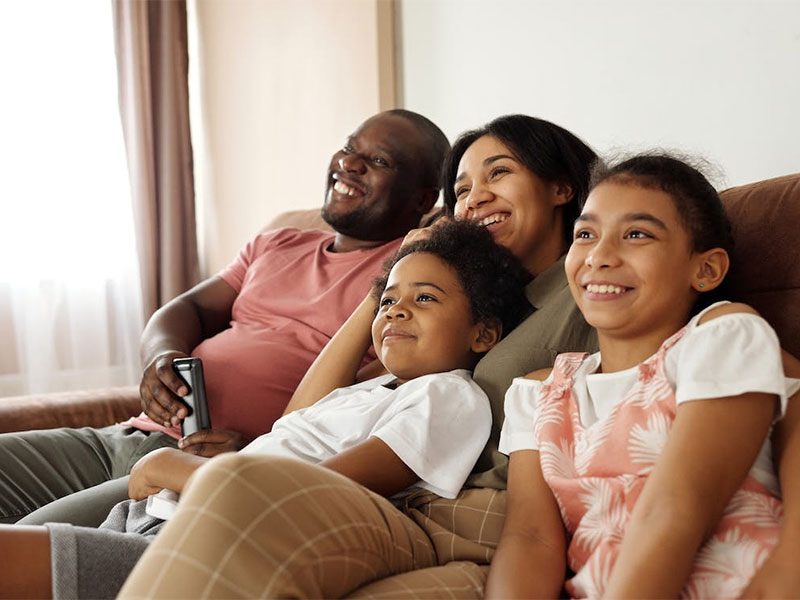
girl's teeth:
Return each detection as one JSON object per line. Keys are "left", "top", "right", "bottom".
{"left": 587, "top": 284, "right": 625, "bottom": 294}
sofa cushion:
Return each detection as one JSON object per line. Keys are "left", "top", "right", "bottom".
{"left": 720, "top": 173, "right": 800, "bottom": 358}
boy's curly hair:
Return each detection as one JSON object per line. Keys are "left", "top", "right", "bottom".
{"left": 372, "top": 220, "right": 532, "bottom": 339}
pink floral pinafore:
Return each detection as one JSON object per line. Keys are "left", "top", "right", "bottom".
{"left": 534, "top": 325, "right": 782, "bottom": 598}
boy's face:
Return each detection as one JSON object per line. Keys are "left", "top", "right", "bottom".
{"left": 372, "top": 252, "right": 493, "bottom": 384}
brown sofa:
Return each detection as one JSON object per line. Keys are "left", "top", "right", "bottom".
{"left": 1, "top": 174, "right": 799, "bottom": 434}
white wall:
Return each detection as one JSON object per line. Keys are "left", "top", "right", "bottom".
{"left": 190, "top": 0, "right": 383, "bottom": 274}
{"left": 399, "top": 0, "right": 800, "bottom": 189}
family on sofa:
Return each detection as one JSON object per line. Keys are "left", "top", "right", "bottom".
{"left": 1, "top": 109, "right": 799, "bottom": 599}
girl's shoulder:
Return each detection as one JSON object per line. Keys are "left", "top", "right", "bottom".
{"left": 696, "top": 301, "right": 760, "bottom": 326}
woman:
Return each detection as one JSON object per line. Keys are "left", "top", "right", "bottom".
{"left": 117, "top": 115, "right": 604, "bottom": 599}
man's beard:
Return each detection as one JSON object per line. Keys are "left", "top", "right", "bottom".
{"left": 321, "top": 203, "right": 387, "bottom": 241}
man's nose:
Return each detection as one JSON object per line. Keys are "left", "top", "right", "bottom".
{"left": 338, "top": 153, "right": 366, "bottom": 174}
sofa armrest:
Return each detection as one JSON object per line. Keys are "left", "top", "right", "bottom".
{"left": 0, "top": 386, "right": 141, "bottom": 434}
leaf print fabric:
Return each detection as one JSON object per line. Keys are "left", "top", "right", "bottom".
{"left": 532, "top": 325, "right": 781, "bottom": 599}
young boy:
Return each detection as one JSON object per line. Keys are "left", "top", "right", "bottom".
{"left": 0, "top": 221, "right": 531, "bottom": 599}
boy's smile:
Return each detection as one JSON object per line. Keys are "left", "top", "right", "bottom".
{"left": 372, "top": 252, "right": 489, "bottom": 383}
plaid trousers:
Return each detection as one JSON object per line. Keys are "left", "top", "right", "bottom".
{"left": 118, "top": 454, "right": 505, "bottom": 599}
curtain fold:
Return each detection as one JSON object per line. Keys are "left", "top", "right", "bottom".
{"left": 112, "top": 0, "right": 199, "bottom": 319}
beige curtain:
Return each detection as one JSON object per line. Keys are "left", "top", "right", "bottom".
{"left": 112, "top": 0, "right": 199, "bottom": 319}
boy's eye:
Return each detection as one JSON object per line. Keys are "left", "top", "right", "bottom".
{"left": 574, "top": 229, "right": 595, "bottom": 240}
{"left": 626, "top": 230, "right": 651, "bottom": 240}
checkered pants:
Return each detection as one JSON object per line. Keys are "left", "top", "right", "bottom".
{"left": 118, "top": 454, "right": 503, "bottom": 598}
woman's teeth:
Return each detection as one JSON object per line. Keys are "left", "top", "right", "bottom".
{"left": 587, "top": 284, "right": 626, "bottom": 294}
{"left": 334, "top": 181, "right": 358, "bottom": 196}
{"left": 478, "top": 214, "right": 509, "bottom": 227}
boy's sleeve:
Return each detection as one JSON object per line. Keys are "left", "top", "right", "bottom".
{"left": 499, "top": 378, "right": 544, "bottom": 454}
{"left": 372, "top": 373, "right": 491, "bottom": 499}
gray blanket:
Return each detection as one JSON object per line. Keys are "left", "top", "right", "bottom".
{"left": 47, "top": 498, "right": 165, "bottom": 599}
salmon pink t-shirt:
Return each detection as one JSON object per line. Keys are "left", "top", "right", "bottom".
{"left": 126, "top": 228, "right": 401, "bottom": 441}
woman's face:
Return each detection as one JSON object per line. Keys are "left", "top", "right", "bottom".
{"left": 452, "top": 135, "right": 569, "bottom": 275}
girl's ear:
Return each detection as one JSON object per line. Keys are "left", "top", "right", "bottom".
{"left": 691, "top": 248, "right": 730, "bottom": 292}
{"left": 471, "top": 319, "right": 502, "bottom": 353}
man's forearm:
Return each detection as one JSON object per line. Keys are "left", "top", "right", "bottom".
{"left": 140, "top": 299, "right": 204, "bottom": 367}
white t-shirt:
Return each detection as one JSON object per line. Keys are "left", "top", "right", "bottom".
{"left": 242, "top": 369, "right": 491, "bottom": 499}
{"left": 500, "top": 305, "right": 800, "bottom": 496}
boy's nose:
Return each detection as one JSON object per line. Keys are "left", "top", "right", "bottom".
{"left": 585, "top": 239, "right": 620, "bottom": 269}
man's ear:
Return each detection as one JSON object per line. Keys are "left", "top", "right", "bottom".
{"left": 416, "top": 187, "right": 439, "bottom": 216}
{"left": 691, "top": 247, "right": 730, "bottom": 292}
{"left": 471, "top": 319, "right": 502, "bottom": 354}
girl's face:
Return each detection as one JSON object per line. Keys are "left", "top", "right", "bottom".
{"left": 565, "top": 182, "right": 703, "bottom": 344}
{"left": 452, "top": 135, "right": 569, "bottom": 275}
{"left": 371, "top": 252, "right": 496, "bottom": 384}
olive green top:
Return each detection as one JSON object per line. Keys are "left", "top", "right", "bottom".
{"left": 467, "top": 255, "right": 598, "bottom": 489}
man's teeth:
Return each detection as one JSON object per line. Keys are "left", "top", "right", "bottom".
{"left": 478, "top": 214, "right": 509, "bottom": 227}
{"left": 587, "top": 284, "right": 626, "bottom": 295}
{"left": 334, "top": 181, "right": 358, "bottom": 197}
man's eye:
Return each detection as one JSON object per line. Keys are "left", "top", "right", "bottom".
{"left": 373, "top": 156, "right": 389, "bottom": 166}
{"left": 342, "top": 145, "right": 354, "bottom": 154}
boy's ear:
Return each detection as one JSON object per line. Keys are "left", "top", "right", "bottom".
{"left": 691, "top": 247, "right": 730, "bottom": 292}
{"left": 471, "top": 319, "right": 502, "bottom": 354}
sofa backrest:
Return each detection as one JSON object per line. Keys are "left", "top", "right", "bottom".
{"left": 720, "top": 173, "right": 800, "bottom": 358}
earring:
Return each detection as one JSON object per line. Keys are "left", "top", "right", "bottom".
{"left": 698, "top": 283, "right": 705, "bottom": 288}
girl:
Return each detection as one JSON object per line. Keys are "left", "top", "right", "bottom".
{"left": 1, "top": 221, "right": 530, "bottom": 599}
{"left": 489, "top": 154, "right": 800, "bottom": 598}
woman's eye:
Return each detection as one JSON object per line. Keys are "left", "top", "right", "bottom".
{"left": 489, "top": 166, "right": 509, "bottom": 179}
{"left": 454, "top": 186, "right": 470, "bottom": 199}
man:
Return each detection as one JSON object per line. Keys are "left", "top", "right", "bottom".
{"left": 0, "top": 109, "right": 450, "bottom": 526}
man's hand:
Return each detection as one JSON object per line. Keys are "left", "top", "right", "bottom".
{"left": 739, "top": 542, "right": 800, "bottom": 598}
{"left": 139, "top": 351, "right": 191, "bottom": 427}
{"left": 178, "top": 429, "right": 247, "bottom": 457}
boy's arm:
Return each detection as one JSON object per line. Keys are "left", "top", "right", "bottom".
{"left": 740, "top": 349, "right": 800, "bottom": 598}
{"left": 320, "top": 437, "right": 418, "bottom": 497}
{"left": 128, "top": 447, "right": 209, "bottom": 500}
{"left": 603, "top": 391, "right": 776, "bottom": 598}
{"left": 283, "top": 294, "right": 377, "bottom": 415}
{"left": 485, "top": 449, "right": 566, "bottom": 599}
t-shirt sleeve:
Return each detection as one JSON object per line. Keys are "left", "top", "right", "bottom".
{"left": 217, "top": 229, "right": 287, "bottom": 292}
{"left": 676, "top": 313, "right": 789, "bottom": 418}
{"left": 499, "top": 378, "right": 544, "bottom": 454}
{"left": 372, "top": 373, "right": 491, "bottom": 499}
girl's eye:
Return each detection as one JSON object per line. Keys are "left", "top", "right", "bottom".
{"left": 416, "top": 294, "right": 435, "bottom": 303}
{"left": 379, "top": 297, "right": 395, "bottom": 307}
